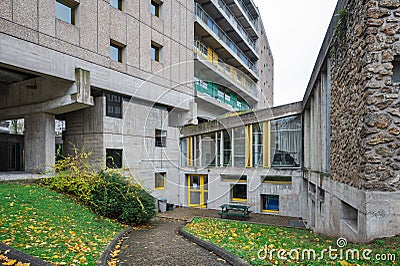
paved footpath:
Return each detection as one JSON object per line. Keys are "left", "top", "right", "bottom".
{"left": 118, "top": 218, "right": 230, "bottom": 266}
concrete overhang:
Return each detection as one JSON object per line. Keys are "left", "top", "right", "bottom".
{"left": 0, "top": 33, "right": 192, "bottom": 113}
{"left": 0, "top": 66, "right": 37, "bottom": 85}
{"left": 223, "top": 0, "right": 259, "bottom": 39}
{"left": 181, "top": 101, "right": 303, "bottom": 137}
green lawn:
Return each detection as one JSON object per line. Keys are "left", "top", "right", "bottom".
{"left": 184, "top": 217, "right": 399, "bottom": 265}
{"left": 0, "top": 182, "right": 126, "bottom": 265}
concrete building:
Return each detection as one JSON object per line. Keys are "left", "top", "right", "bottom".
{"left": 178, "top": 0, "right": 400, "bottom": 243}
{"left": 0, "top": 1, "right": 273, "bottom": 205}
{"left": 302, "top": 0, "right": 400, "bottom": 242}
{"left": 3, "top": 0, "right": 397, "bottom": 244}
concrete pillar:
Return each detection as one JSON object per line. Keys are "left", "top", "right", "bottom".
{"left": 24, "top": 113, "right": 55, "bottom": 172}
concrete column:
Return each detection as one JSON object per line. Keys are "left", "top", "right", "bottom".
{"left": 24, "top": 113, "right": 55, "bottom": 172}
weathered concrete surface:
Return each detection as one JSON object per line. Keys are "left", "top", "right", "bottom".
{"left": 24, "top": 113, "right": 55, "bottom": 173}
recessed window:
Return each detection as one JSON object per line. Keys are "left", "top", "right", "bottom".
{"left": 392, "top": 58, "right": 400, "bottom": 83}
{"left": 231, "top": 184, "right": 247, "bottom": 202}
{"left": 106, "top": 149, "right": 123, "bottom": 168}
{"left": 262, "top": 195, "right": 279, "bottom": 213}
{"left": 262, "top": 176, "right": 292, "bottom": 184}
{"left": 221, "top": 175, "right": 247, "bottom": 183}
{"left": 110, "top": 41, "right": 124, "bottom": 63}
{"left": 155, "top": 129, "right": 167, "bottom": 147}
{"left": 341, "top": 201, "right": 358, "bottom": 230}
{"left": 106, "top": 93, "right": 122, "bottom": 118}
{"left": 110, "top": 0, "right": 123, "bottom": 11}
{"left": 150, "top": 1, "right": 161, "bottom": 17}
{"left": 56, "top": 0, "right": 76, "bottom": 25}
{"left": 155, "top": 172, "right": 166, "bottom": 190}
{"left": 151, "top": 43, "right": 162, "bottom": 62}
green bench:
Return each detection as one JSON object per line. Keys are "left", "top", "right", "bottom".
{"left": 218, "top": 204, "right": 252, "bottom": 220}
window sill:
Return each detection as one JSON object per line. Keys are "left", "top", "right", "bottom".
{"left": 262, "top": 210, "right": 279, "bottom": 214}
{"left": 262, "top": 181, "right": 292, "bottom": 185}
{"left": 231, "top": 198, "right": 247, "bottom": 203}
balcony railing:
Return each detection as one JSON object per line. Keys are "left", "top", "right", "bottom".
{"left": 195, "top": 3, "right": 258, "bottom": 74}
{"left": 214, "top": 0, "right": 257, "bottom": 51}
{"left": 194, "top": 39, "right": 258, "bottom": 100}
{"left": 236, "top": 0, "right": 258, "bottom": 30}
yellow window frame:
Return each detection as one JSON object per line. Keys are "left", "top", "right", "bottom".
{"left": 245, "top": 124, "right": 253, "bottom": 168}
{"left": 231, "top": 184, "right": 247, "bottom": 203}
{"left": 155, "top": 172, "right": 166, "bottom": 190}
{"left": 187, "top": 137, "right": 193, "bottom": 166}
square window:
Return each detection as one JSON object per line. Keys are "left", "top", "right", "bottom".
{"left": 155, "top": 129, "right": 167, "bottom": 147}
{"left": 155, "top": 172, "right": 166, "bottom": 190}
{"left": 106, "top": 149, "right": 123, "bottom": 168}
{"left": 262, "top": 194, "right": 279, "bottom": 212}
{"left": 231, "top": 184, "right": 247, "bottom": 202}
{"left": 151, "top": 44, "right": 161, "bottom": 62}
{"left": 56, "top": 0, "right": 76, "bottom": 25}
{"left": 151, "top": 1, "right": 161, "bottom": 17}
{"left": 110, "top": 41, "right": 123, "bottom": 63}
{"left": 106, "top": 93, "right": 122, "bottom": 118}
{"left": 110, "top": 0, "right": 123, "bottom": 11}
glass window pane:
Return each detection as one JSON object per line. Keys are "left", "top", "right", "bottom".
{"left": 110, "top": 45, "right": 120, "bottom": 62}
{"left": 201, "top": 134, "right": 215, "bottom": 167}
{"left": 252, "top": 123, "right": 263, "bottom": 167}
{"left": 151, "top": 45, "right": 160, "bottom": 61}
{"left": 106, "top": 149, "right": 122, "bottom": 168}
{"left": 155, "top": 129, "right": 167, "bottom": 147}
{"left": 181, "top": 139, "right": 188, "bottom": 167}
{"left": 271, "top": 116, "right": 302, "bottom": 167}
{"left": 190, "top": 175, "right": 200, "bottom": 189}
{"left": 110, "top": 0, "right": 122, "bottom": 10}
{"left": 190, "top": 192, "right": 200, "bottom": 205}
{"left": 233, "top": 127, "right": 245, "bottom": 167}
{"left": 56, "top": 1, "right": 73, "bottom": 24}
{"left": 232, "top": 184, "right": 247, "bottom": 200}
{"left": 155, "top": 172, "right": 165, "bottom": 189}
{"left": 106, "top": 93, "right": 122, "bottom": 118}
{"left": 223, "top": 130, "right": 231, "bottom": 166}
{"left": 151, "top": 1, "right": 159, "bottom": 16}
{"left": 263, "top": 195, "right": 279, "bottom": 211}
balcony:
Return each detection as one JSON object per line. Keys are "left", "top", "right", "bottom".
{"left": 201, "top": 0, "right": 258, "bottom": 58}
{"left": 195, "top": 4, "right": 258, "bottom": 79}
{"left": 223, "top": 0, "right": 259, "bottom": 38}
{"left": 194, "top": 39, "right": 258, "bottom": 105}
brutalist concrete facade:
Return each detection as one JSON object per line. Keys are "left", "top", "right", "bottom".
{"left": 0, "top": 0, "right": 272, "bottom": 204}
{"left": 303, "top": 0, "right": 400, "bottom": 242}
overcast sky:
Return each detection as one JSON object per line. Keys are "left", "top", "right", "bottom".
{"left": 253, "top": 0, "right": 338, "bottom": 106}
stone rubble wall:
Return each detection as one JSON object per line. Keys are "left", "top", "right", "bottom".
{"left": 330, "top": 0, "right": 400, "bottom": 191}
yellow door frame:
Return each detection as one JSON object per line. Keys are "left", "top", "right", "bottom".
{"left": 187, "top": 175, "right": 208, "bottom": 208}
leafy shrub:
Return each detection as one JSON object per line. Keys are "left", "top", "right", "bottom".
{"left": 44, "top": 147, "right": 98, "bottom": 204}
{"left": 44, "top": 148, "right": 156, "bottom": 225}
{"left": 91, "top": 170, "right": 156, "bottom": 225}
